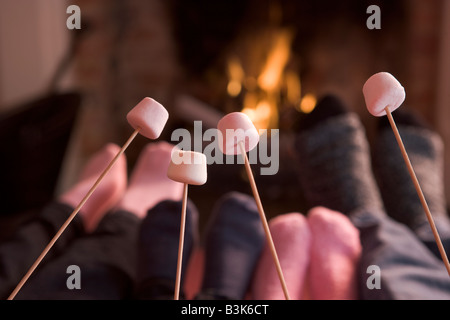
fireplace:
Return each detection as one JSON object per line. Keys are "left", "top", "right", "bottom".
{"left": 57, "top": 0, "right": 449, "bottom": 221}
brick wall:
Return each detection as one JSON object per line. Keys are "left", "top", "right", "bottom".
{"left": 59, "top": 0, "right": 180, "bottom": 192}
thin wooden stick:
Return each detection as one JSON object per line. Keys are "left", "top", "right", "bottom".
{"left": 385, "top": 106, "right": 450, "bottom": 276}
{"left": 7, "top": 129, "right": 141, "bottom": 300}
{"left": 238, "top": 141, "right": 290, "bottom": 300}
{"left": 174, "top": 183, "right": 189, "bottom": 300}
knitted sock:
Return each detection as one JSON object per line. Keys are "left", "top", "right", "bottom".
{"left": 251, "top": 213, "right": 311, "bottom": 300}
{"left": 135, "top": 200, "right": 199, "bottom": 300}
{"left": 116, "top": 142, "right": 184, "bottom": 218}
{"left": 294, "top": 94, "right": 384, "bottom": 216}
{"left": 197, "top": 192, "right": 265, "bottom": 300}
{"left": 307, "top": 206, "right": 362, "bottom": 300}
{"left": 374, "top": 110, "right": 450, "bottom": 255}
{"left": 59, "top": 143, "right": 127, "bottom": 232}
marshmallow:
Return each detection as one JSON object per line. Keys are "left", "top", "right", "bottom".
{"left": 217, "top": 112, "right": 259, "bottom": 155}
{"left": 127, "top": 97, "right": 169, "bottom": 139}
{"left": 363, "top": 72, "right": 405, "bottom": 117}
{"left": 167, "top": 150, "right": 207, "bottom": 185}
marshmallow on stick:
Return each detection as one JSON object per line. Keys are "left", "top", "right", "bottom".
{"left": 167, "top": 149, "right": 207, "bottom": 300}
{"left": 217, "top": 112, "right": 291, "bottom": 300}
{"left": 363, "top": 72, "right": 450, "bottom": 276}
{"left": 8, "top": 98, "right": 169, "bottom": 300}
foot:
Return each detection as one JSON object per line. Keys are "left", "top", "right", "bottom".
{"left": 59, "top": 143, "right": 127, "bottom": 232}
{"left": 116, "top": 142, "right": 184, "bottom": 218}
{"left": 307, "top": 206, "right": 362, "bottom": 300}
{"left": 251, "top": 212, "right": 311, "bottom": 300}
{"left": 294, "top": 94, "right": 384, "bottom": 216}
{"left": 198, "top": 192, "right": 265, "bottom": 300}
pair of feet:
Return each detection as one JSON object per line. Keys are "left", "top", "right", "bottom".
{"left": 135, "top": 191, "right": 362, "bottom": 300}
{"left": 59, "top": 141, "right": 184, "bottom": 232}
{"left": 294, "top": 94, "right": 450, "bottom": 244}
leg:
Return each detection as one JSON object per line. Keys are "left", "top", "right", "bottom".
{"left": 294, "top": 95, "right": 450, "bottom": 299}
{"left": 352, "top": 208, "right": 450, "bottom": 299}
{"left": 373, "top": 109, "right": 450, "bottom": 258}
{"left": 15, "top": 210, "right": 140, "bottom": 300}
{"left": 15, "top": 142, "right": 182, "bottom": 299}
{"left": 0, "top": 202, "right": 84, "bottom": 299}
{"left": 0, "top": 143, "right": 126, "bottom": 299}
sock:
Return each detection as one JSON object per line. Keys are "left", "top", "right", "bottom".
{"left": 307, "top": 206, "right": 362, "bottom": 300}
{"left": 374, "top": 110, "right": 450, "bottom": 252}
{"left": 60, "top": 143, "right": 127, "bottom": 232}
{"left": 135, "top": 199, "right": 199, "bottom": 300}
{"left": 197, "top": 192, "right": 265, "bottom": 300}
{"left": 116, "top": 142, "right": 184, "bottom": 218}
{"left": 294, "top": 94, "right": 384, "bottom": 216}
{"left": 251, "top": 213, "right": 311, "bottom": 300}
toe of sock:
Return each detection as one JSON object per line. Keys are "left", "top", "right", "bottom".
{"left": 294, "top": 94, "right": 350, "bottom": 132}
{"left": 251, "top": 213, "right": 312, "bottom": 300}
{"left": 307, "top": 206, "right": 361, "bottom": 300}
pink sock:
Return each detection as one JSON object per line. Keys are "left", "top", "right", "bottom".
{"left": 307, "top": 206, "right": 361, "bottom": 300}
{"left": 251, "top": 213, "right": 312, "bottom": 300}
{"left": 60, "top": 143, "right": 127, "bottom": 232}
{"left": 116, "top": 142, "right": 184, "bottom": 218}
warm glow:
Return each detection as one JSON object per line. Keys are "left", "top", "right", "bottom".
{"left": 227, "top": 56, "right": 244, "bottom": 96}
{"left": 227, "top": 26, "right": 298, "bottom": 130}
{"left": 257, "top": 29, "right": 293, "bottom": 92}
{"left": 227, "top": 80, "right": 242, "bottom": 97}
{"left": 285, "top": 70, "right": 301, "bottom": 105}
{"left": 299, "top": 94, "right": 317, "bottom": 114}
{"left": 242, "top": 99, "right": 276, "bottom": 132}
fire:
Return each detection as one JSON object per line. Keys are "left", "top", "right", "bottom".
{"left": 226, "top": 27, "right": 313, "bottom": 131}
{"left": 242, "top": 99, "right": 276, "bottom": 132}
{"left": 226, "top": 56, "right": 244, "bottom": 97}
{"left": 298, "top": 93, "right": 317, "bottom": 114}
{"left": 257, "top": 29, "right": 293, "bottom": 92}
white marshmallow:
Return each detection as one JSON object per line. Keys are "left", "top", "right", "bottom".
{"left": 167, "top": 150, "right": 207, "bottom": 185}
{"left": 217, "top": 112, "right": 259, "bottom": 155}
{"left": 127, "top": 97, "right": 169, "bottom": 139}
{"left": 363, "top": 72, "right": 406, "bottom": 117}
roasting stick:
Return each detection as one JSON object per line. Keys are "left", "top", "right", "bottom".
{"left": 167, "top": 150, "right": 208, "bottom": 300}
{"left": 384, "top": 106, "right": 450, "bottom": 276}
{"left": 363, "top": 72, "right": 450, "bottom": 276}
{"left": 238, "top": 140, "right": 291, "bottom": 300}
{"left": 174, "top": 183, "right": 189, "bottom": 300}
{"left": 8, "top": 97, "right": 169, "bottom": 300}
{"left": 217, "top": 112, "right": 290, "bottom": 300}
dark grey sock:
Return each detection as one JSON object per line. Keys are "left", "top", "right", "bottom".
{"left": 294, "top": 95, "right": 384, "bottom": 216}
{"left": 373, "top": 115, "right": 450, "bottom": 253}
{"left": 197, "top": 192, "right": 265, "bottom": 300}
{"left": 135, "top": 200, "right": 198, "bottom": 300}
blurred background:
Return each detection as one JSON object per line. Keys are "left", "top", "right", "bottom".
{"left": 0, "top": 0, "right": 449, "bottom": 235}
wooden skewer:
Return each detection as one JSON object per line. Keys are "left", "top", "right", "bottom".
{"left": 174, "top": 183, "right": 189, "bottom": 300}
{"left": 385, "top": 106, "right": 450, "bottom": 276}
{"left": 7, "top": 128, "right": 141, "bottom": 300}
{"left": 238, "top": 141, "right": 290, "bottom": 300}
